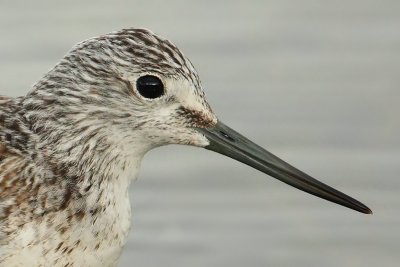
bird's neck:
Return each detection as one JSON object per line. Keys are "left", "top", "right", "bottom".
{"left": 20, "top": 97, "right": 151, "bottom": 191}
{"left": 37, "top": 122, "right": 147, "bottom": 188}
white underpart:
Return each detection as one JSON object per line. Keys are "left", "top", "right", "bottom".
{"left": 1, "top": 154, "right": 143, "bottom": 267}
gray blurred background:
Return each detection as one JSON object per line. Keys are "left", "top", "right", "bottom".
{"left": 1, "top": 0, "right": 399, "bottom": 266}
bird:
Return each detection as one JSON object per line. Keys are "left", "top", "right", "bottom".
{"left": 0, "top": 28, "right": 371, "bottom": 266}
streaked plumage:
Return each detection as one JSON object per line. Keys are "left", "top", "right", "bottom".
{"left": 0, "top": 28, "right": 215, "bottom": 266}
{"left": 0, "top": 28, "right": 371, "bottom": 267}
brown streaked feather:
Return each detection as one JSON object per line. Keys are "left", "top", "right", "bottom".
{"left": 0, "top": 28, "right": 216, "bottom": 265}
{"left": 0, "top": 97, "right": 83, "bottom": 245}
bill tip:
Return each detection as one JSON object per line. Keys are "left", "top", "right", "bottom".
{"left": 360, "top": 206, "right": 373, "bottom": 215}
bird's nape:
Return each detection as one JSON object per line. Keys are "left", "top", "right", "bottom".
{"left": 197, "top": 121, "right": 372, "bottom": 214}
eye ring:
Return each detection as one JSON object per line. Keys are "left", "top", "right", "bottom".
{"left": 136, "top": 75, "right": 165, "bottom": 99}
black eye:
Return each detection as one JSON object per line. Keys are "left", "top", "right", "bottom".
{"left": 136, "top": 75, "right": 164, "bottom": 99}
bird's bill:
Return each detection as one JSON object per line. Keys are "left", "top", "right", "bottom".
{"left": 197, "top": 121, "right": 372, "bottom": 214}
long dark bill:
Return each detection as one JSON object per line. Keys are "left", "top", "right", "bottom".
{"left": 197, "top": 121, "right": 372, "bottom": 214}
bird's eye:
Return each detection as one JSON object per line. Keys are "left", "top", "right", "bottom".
{"left": 136, "top": 75, "right": 164, "bottom": 99}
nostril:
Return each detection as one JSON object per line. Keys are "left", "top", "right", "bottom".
{"left": 219, "top": 131, "right": 235, "bottom": 142}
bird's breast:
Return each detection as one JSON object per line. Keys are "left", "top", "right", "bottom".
{"left": 0, "top": 165, "right": 138, "bottom": 267}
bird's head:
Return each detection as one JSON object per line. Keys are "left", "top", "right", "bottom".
{"left": 24, "top": 28, "right": 371, "bottom": 214}
{"left": 31, "top": 28, "right": 216, "bottom": 151}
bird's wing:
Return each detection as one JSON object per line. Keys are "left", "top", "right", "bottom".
{"left": 0, "top": 96, "right": 76, "bottom": 242}
{"left": 0, "top": 140, "right": 29, "bottom": 210}
{"left": 0, "top": 95, "right": 38, "bottom": 240}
